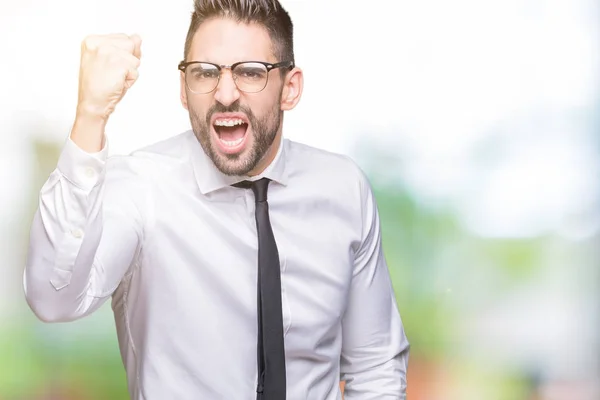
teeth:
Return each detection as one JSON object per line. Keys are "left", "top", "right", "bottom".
{"left": 214, "top": 119, "right": 245, "bottom": 127}
{"left": 219, "top": 137, "right": 244, "bottom": 147}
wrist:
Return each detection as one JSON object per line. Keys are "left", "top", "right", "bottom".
{"left": 71, "top": 106, "right": 108, "bottom": 153}
{"left": 75, "top": 101, "right": 109, "bottom": 124}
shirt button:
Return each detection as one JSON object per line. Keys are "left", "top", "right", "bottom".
{"left": 85, "top": 167, "right": 95, "bottom": 178}
{"left": 71, "top": 229, "right": 84, "bottom": 239}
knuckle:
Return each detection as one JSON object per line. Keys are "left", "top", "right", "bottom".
{"left": 96, "top": 44, "right": 112, "bottom": 57}
{"left": 124, "top": 38, "right": 136, "bottom": 53}
{"left": 82, "top": 35, "right": 98, "bottom": 50}
{"left": 111, "top": 34, "right": 135, "bottom": 52}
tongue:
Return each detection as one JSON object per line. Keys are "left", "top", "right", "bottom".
{"left": 216, "top": 125, "right": 247, "bottom": 141}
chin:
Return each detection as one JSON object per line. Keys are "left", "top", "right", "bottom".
{"left": 211, "top": 142, "right": 257, "bottom": 176}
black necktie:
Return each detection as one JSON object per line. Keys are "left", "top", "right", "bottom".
{"left": 233, "top": 178, "right": 286, "bottom": 400}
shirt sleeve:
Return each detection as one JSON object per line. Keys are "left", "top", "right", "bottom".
{"left": 340, "top": 169, "right": 410, "bottom": 399}
{"left": 23, "top": 136, "right": 147, "bottom": 323}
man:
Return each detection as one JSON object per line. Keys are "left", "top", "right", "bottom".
{"left": 23, "top": 0, "right": 410, "bottom": 399}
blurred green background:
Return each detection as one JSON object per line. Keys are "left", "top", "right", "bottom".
{"left": 1, "top": 0, "right": 599, "bottom": 399}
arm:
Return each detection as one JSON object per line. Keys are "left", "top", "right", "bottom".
{"left": 24, "top": 33, "right": 144, "bottom": 322}
{"left": 24, "top": 137, "right": 146, "bottom": 322}
{"left": 340, "top": 171, "right": 410, "bottom": 399}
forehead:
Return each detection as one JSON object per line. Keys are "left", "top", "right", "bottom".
{"left": 189, "top": 18, "right": 276, "bottom": 64}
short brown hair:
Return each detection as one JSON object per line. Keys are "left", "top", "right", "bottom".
{"left": 183, "top": 0, "right": 294, "bottom": 64}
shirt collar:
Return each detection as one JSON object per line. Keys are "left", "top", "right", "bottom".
{"left": 188, "top": 130, "right": 289, "bottom": 195}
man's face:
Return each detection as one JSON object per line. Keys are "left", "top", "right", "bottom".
{"left": 181, "top": 18, "right": 285, "bottom": 176}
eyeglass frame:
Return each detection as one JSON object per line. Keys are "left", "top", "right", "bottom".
{"left": 177, "top": 60, "right": 295, "bottom": 94}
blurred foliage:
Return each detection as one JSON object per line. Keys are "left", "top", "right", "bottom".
{"left": 0, "top": 322, "right": 129, "bottom": 399}
{"left": 372, "top": 183, "right": 458, "bottom": 359}
{"left": 475, "top": 239, "right": 547, "bottom": 281}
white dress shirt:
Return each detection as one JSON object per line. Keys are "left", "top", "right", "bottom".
{"left": 24, "top": 129, "right": 409, "bottom": 400}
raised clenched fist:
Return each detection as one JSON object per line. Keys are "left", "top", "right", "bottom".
{"left": 76, "top": 33, "right": 142, "bottom": 121}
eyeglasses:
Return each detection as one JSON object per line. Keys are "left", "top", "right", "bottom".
{"left": 178, "top": 60, "right": 294, "bottom": 94}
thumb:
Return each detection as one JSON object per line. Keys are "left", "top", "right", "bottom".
{"left": 125, "top": 67, "right": 140, "bottom": 89}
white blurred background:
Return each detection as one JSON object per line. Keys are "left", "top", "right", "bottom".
{"left": 1, "top": 0, "right": 598, "bottom": 399}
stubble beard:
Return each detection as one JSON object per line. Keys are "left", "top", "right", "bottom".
{"left": 189, "top": 101, "right": 281, "bottom": 176}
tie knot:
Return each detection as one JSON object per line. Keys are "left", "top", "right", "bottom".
{"left": 232, "top": 178, "right": 271, "bottom": 202}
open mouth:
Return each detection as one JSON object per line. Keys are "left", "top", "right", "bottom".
{"left": 212, "top": 117, "right": 249, "bottom": 154}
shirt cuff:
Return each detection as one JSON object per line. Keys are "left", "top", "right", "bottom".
{"left": 57, "top": 136, "right": 108, "bottom": 191}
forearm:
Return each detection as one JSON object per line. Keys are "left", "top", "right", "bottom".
{"left": 341, "top": 284, "right": 409, "bottom": 399}
{"left": 341, "top": 304, "right": 409, "bottom": 399}
{"left": 24, "top": 139, "right": 108, "bottom": 322}
{"left": 25, "top": 209, "right": 104, "bottom": 322}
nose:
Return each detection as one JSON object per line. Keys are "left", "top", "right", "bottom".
{"left": 213, "top": 69, "right": 241, "bottom": 107}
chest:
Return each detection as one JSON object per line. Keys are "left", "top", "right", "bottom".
{"left": 135, "top": 184, "right": 359, "bottom": 340}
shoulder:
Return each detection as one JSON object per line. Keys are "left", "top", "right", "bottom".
{"left": 106, "top": 130, "right": 194, "bottom": 177}
{"left": 130, "top": 130, "right": 193, "bottom": 162}
{"left": 285, "top": 140, "right": 365, "bottom": 179}
{"left": 285, "top": 139, "right": 373, "bottom": 193}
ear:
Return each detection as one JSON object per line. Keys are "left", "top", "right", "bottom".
{"left": 180, "top": 71, "right": 189, "bottom": 111}
{"left": 280, "top": 67, "right": 303, "bottom": 111}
